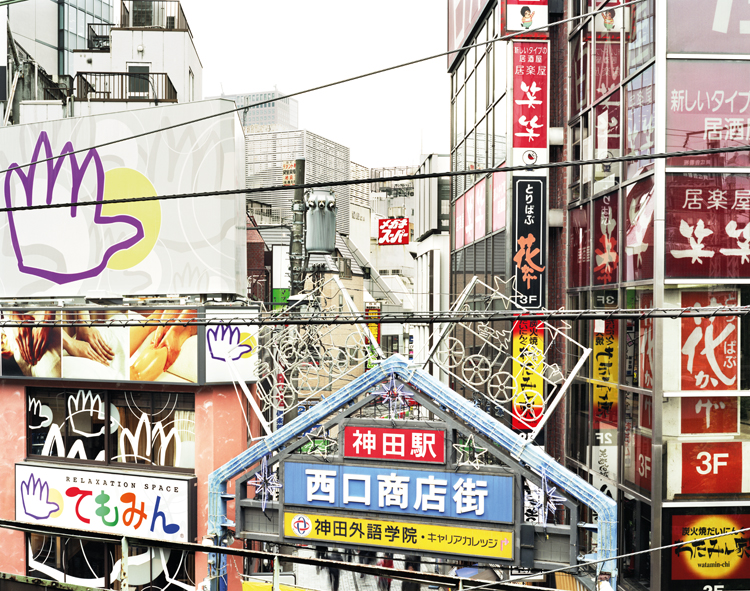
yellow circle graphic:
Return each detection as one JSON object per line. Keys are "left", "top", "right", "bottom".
{"left": 48, "top": 488, "right": 64, "bottom": 518}
{"left": 102, "top": 168, "right": 161, "bottom": 270}
{"left": 239, "top": 333, "right": 258, "bottom": 359}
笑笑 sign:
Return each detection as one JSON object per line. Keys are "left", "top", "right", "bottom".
{"left": 285, "top": 512, "right": 513, "bottom": 560}
{"left": 15, "top": 463, "right": 193, "bottom": 542}
{"left": 0, "top": 99, "right": 246, "bottom": 298}
{"left": 283, "top": 462, "right": 513, "bottom": 523}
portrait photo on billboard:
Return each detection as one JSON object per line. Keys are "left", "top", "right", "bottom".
{"left": 1, "top": 310, "right": 61, "bottom": 378}
{"left": 129, "top": 309, "right": 198, "bottom": 383}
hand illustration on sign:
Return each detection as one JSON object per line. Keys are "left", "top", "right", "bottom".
{"left": 207, "top": 325, "right": 254, "bottom": 362}
{"left": 4, "top": 132, "right": 144, "bottom": 284}
{"left": 21, "top": 474, "right": 60, "bottom": 520}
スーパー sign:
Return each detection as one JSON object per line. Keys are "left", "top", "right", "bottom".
{"left": 285, "top": 512, "right": 513, "bottom": 560}
{"left": 283, "top": 462, "right": 513, "bottom": 524}
{"left": 343, "top": 426, "right": 446, "bottom": 463}
{"left": 378, "top": 218, "right": 410, "bottom": 245}
{"left": 15, "top": 463, "right": 192, "bottom": 542}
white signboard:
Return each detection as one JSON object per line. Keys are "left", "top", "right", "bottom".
{"left": 205, "top": 308, "right": 260, "bottom": 384}
{"left": 15, "top": 463, "right": 192, "bottom": 542}
{"left": 0, "top": 99, "right": 246, "bottom": 298}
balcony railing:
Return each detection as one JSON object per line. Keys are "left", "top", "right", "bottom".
{"left": 87, "top": 24, "right": 113, "bottom": 51}
{"left": 119, "top": 1, "right": 192, "bottom": 37}
{"left": 75, "top": 72, "right": 178, "bottom": 103}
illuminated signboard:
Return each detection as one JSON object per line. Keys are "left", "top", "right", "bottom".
{"left": 283, "top": 462, "right": 513, "bottom": 524}
{"left": 285, "top": 512, "right": 513, "bottom": 560}
{"left": 378, "top": 218, "right": 410, "bottom": 245}
{"left": 16, "top": 463, "right": 194, "bottom": 542}
{"left": 343, "top": 426, "right": 445, "bottom": 463}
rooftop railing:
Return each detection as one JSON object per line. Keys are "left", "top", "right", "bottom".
{"left": 119, "top": 1, "right": 192, "bottom": 37}
{"left": 75, "top": 71, "right": 178, "bottom": 103}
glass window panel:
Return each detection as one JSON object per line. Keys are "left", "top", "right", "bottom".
{"left": 625, "top": 0, "right": 655, "bottom": 75}
{"left": 594, "top": 90, "right": 621, "bottom": 194}
{"left": 492, "top": 97, "right": 507, "bottom": 166}
{"left": 456, "top": 142, "right": 465, "bottom": 197}
{"left": 476, "top": 56, "right": 487, "bottom": 117}
{"left": 594, "top": 8, "right": 622, "bottom": 101}
{"left": 624, "top": 66, "right": 654, "bottom": 180}
{"left": 103, "top": 1, "right": 110, "bottom": 22}
{"left": 456, "top": 85, "right": 465, "bottom": 143}
{"left": 87, "top": 0, "right": 94, "bottom": 14}
{"left": 494, "top": 42, "right": 506, "bottom": 101}
{"left": 567, "top": 382, "right": 591, "bottom": 467}
{"left": 77, "top": 9, "right": 86, "bottom": 35}
{"left": 94, "top": 0, "right": 102, "bottom": 18}
{"left": 68, "top": 5, "right": 76, "bottom": 33}
{"left": 466, "top": 130, "right": 476, "bottom": 188}
{"left": 476, "top": 117, "right": 487, "bottom": 172}
{"left": 466, "top": 70, "right": 476, "bottom": 133}
{"left": 572, "top": 25, "right": 590, "bottom": 115}
{"left": 593, "top": 193, "right": 619, "bottom": 285}
{"left": 623, "top": 176, "right": 654, "bottom": 282}
{"left": 569, "top": 204, "right": 590, "bottom": 287}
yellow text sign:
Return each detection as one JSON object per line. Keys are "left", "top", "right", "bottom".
{"left": 284, "top": 512, "right": 513, "bottom": 560}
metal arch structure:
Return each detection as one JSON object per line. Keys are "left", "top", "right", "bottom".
{"left": 207, "top": 354, "right": 618, "bottom": 589}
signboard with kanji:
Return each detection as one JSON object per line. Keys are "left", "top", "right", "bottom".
{"left": 511, "top": 320, "right": 545, "bottom": 429}
{"left": 681, "top": 396, "right": 739, "bottom": 435}
{"left": 593, "top": 319, "right": 618, "bottom": 430}
{"left": 668, "top": 511, "right": 750, "bottom": 590}
{"left": 282, "top": 161, "right": 296, "bottom": 186}
{"left": 283, "top": 462, "right": 513, "bottom": 523}
{"left": 343, "top": 426, "right": 446, "bottom": 463}
{"left": 680, "top": 291, "right": 739, "bottom": 390}
{"left": 378, "top": 218, "right": 410, "bottom": 246}
{"left": 512, "top": 42, "right": 549, "bottom": 157}
{"left": 285, "top": 512, "right": 513, "bottom": 560}
{"left": 512, "top": 177, "right": 546, "bottom": 308}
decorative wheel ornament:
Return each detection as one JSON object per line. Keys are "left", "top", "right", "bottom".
{"left": 461, "top": 355, "right": 492, "bottom": 386}
{"left": 437, "top": 336, "right": 465, "bottom": 370}
{"left": 512, "top": 389, "right": 545, "bottom": 423}
{"left": 345, "top": 332, "right": 367, "bottom": 362}
{"left": 290, "top": 362, "right": 320, "bottom": 392}
{"left": 322, "top": 348, "right": 348, "bottom": 377}
{"left": 487, "top": 371, "right": 516, "bottom": 403}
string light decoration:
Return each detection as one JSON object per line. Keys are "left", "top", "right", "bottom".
{"left": 375, "top": 374, "right": 415, "bottom": 420}
{"left": 304, "top": 426, "right": 338, "bottom": 459}
{"left": 452, "top": 434, "right": 487, "bottom": 470}
{"left": 247, "top": 455, "right": 282, "bottom": 512}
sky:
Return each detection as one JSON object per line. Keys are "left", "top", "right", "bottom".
{"left": 178, "top": 1, "right": 450, "bottom": 168}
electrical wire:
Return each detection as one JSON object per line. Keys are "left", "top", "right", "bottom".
{"left": 0, "top": 0, "right": 646, "bottom": 179}
{"left": 0, "top": 305, "right": 748, "bottom": 327}
{"left": 2, "top": 141, "right": 747, "bottom": 215}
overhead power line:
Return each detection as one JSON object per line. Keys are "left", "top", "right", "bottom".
{"left": 2, "top": 141, "right": 748, "bottom": 214}
{"left": 0, "top": 306, "right": 748, "bottom": 328}
{"left": 0, "top": 0, "right": 645, "bottom": 179}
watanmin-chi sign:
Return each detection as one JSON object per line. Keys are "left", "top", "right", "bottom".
{"left": 343, "top": 426, "right": 445, "bottom": 463}
{"left": 15, "top": 463, "right": 192, "bottom": 542}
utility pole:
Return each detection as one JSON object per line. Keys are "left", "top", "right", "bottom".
{"left": 290, "top": 158, "right": 306, "bottom": 295}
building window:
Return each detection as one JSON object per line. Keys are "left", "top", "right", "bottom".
{"left": 128, "top": 65, "right": 150, "bottom": 95}
{"left": 28, "top": 388, "right": 195, "bottom": 471}
{"left": 188, "top": 67, "right": 194, "bottom": 102}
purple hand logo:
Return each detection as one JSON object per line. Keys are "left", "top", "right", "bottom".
{"left": 20, "top": 473, "right": 59, "bottom": 520}
{"left": 207, "top": 325, "right": 253, "bottom": 362}
{"left": 4, "top": 132, "right": 144, "bottom": 284}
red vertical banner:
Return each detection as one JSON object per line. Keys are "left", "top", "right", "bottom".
{"left": 465, "top": 186, "right": 475, "bottom": 245}
{"left": 512, "top": 42, "right": 549, "bottom": 151}
{"left": 593, "top": 194, "right": 618, "bottom": 285}
{"left": 492, "top": 170, "right": 506, "bottom": 231}
{"left": 680, "top": 290, "right": 739, "bottom": 390}
{"left": 475, "top": 179, "right": 486, "bottom": 241}
{"left": 455, "top": 195, "right": 465, "bottom": 250}
{"left": 638, "top": 292, "right": 654, "bottom": 390}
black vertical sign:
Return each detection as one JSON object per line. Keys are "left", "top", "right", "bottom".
{"left": 512, "top": 177, "right": 546, "bottom": 309}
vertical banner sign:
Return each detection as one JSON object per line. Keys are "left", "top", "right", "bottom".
{"left": 475, "top": 179, "right": 486, "bottom": 241}
{"left": 455, "top": 195, "right": 465, "bottom": 250}
{"left": 512, "top": 178, "right": 547, "bottom": 308}
{"left": 465, "top": 187, "right": 476, "bottom": 246}
{"left": 282, "top": 161, "right": 297, "bottom": 186}
{"left": 592, "top": 319, "right": 619, "bottom": 498}
{"left": 511, "top": 320, "right": 545, "bottom": 430}
{"left": 365, "top": 303, "right": 381, "bottom": 370}
{"left": 512, "top": 41, "right": 549, "bottom": 167}
{"left": 680, "top": 291, "right": 739, "bottom": 390}
{"left": 638, "top": 292, "right": 654, "bottom": 389}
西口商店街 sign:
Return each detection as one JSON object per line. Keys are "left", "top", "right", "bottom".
{"left": 283, "top": 462, "right": 513, "bottom": 523}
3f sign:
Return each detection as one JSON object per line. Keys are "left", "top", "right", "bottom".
{"left": 704, "top": 585, "right": 724, "bottom": 591}
{"left": 696, "top": 451, "right": 729, "bottom": 475}
{"left": 638, "top": 454, "right": 651, "bottom": 478}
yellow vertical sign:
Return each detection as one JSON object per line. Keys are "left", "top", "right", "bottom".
{"left": 593, "top": 319, "right": 618, "bottom": 429}
{"left": 511, "top": 320, "right": 545, "bottom": 430}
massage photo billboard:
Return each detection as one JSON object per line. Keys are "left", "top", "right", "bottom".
{"left": 0, "top": 99, "right": 246, "bottom": 299}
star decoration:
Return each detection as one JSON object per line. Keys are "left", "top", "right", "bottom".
{"left": 247, "top": 455, "right": 282, "bottom": 512}
{"left": 304, "top": 426, "right": 338, "bottom": 459}
{"left": 526, "top": 470, "right": 566, "bottom": 527}
{"left": 453, "top": 434, "right": 487, "bottom": 470}
{"left": 376, "top": 374, "right": 414, "bottom": 420}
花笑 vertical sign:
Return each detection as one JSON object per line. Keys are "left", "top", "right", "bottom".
{"left": 512, "top": 41, "right": 548, "bottom": 309}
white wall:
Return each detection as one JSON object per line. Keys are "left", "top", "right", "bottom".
{"left": 349, "top": 203, "right": 370, "bottom": 258}
{"left": 9, "top": 0, "right": 59, "bottom": 76}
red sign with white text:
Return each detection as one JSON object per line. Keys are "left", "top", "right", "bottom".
{"left": 512, "top": 42, "right": 548, "bottom": 150}
{"left": 667, "top": 174, "right": 750, "bottom": 279}
{"left": 634, "top": 433, "right": 652, "bottom": 491}
{"left": 682, "top": 441, "right": 742, "bottom": 495}
{"left": 639, "top": 292, "right": 654, "bottom": 390}
{"left": 343, "top": 426, "right": 445, "bottom": 463}
{"left": 639, "top": 394, "right": 653, "bottom": 431}
{"left": 455, "top": 195, "right": 465, "bottom": 250}
{"left": 465, "top": 186, "right": 475, "bottom": 245}
{"left": 378, "top": 218, "right": 410, "bottom": 245}
{"left": 680, "top": 291, "right": 739, "bottom": 390}
{"left": 593, "top": 194, "right": 619, "bottom": 285}
{"left": 681, "top": 396, "right": 739, "bottom": 434}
